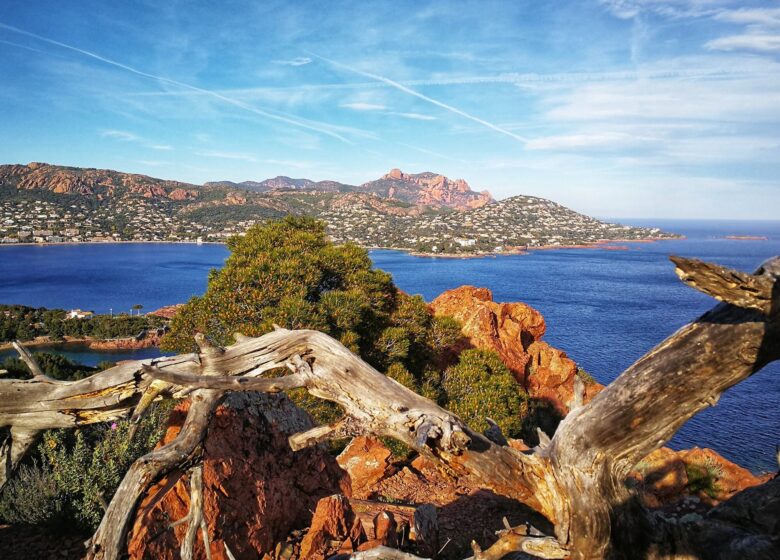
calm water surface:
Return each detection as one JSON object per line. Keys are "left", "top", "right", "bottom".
{"left": 0, "top": 221, "right": 777, "bottom": 471}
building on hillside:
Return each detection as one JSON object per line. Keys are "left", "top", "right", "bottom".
{"left": 67, "top": 309, "right": 94, "bottom": 319}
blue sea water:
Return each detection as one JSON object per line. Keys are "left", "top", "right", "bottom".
{"left": 0, "top": 221, "right": 777, "bottom": 471}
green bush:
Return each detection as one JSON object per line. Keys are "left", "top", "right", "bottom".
{"left": 162, "top": 217, "right": 462, "bottom": 424}
{"left": 0, "top": 461, "right": 65, "bottom": 526}
{"left": 442, "top": 349, "right": 524, "bottom": 438}
{"left": 0, "top": 401, "right": 173, "bottom": 531}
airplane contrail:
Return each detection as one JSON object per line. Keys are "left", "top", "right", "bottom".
{"left": 309, "top": 52, "right": 529, "bottom": 144}
{"left": 0, "top": 22, "right": 352, "bottom": 144}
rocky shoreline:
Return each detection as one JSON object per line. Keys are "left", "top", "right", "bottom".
{"left": 0, "top": 333, "right": 161, "bottom": 352}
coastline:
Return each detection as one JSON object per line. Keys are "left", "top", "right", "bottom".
{"left": 0, "top": 235, "right": 683, "bottom": 257}
{"left": 0, "top": 240, "right": 226, "bottom": 248}
{"left": 404, "top": 236, "right": 682, "bottom": 259}
{"left": 0, "top": 334, "right": 160, "bottom": 352}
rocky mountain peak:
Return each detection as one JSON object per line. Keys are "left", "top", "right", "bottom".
{"left": 367, "top": 169, "right": 493, "bottom": 210}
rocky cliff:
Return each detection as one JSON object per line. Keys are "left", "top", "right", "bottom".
{"left": 360, "top": 168, "right": 493, "bottom": 210}
{"left": 430, "top": 286, "right": 603, "bottom": 417}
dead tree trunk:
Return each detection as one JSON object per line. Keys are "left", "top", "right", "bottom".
{"left": 0, "top": 256, "right": 777, "bottom": 560}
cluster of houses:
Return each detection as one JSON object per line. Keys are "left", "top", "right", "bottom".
{"left": 0, "top": 197, "right": 217, "bottom": 244}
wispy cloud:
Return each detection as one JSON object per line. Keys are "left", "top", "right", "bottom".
{"left": 341, "top": 102, "right": 386, "bottom": 111}
{"left": 713, "top": 7, "right": 780, "bottom": 26}
{"left": 707, "top": 6, "right": 780, "bottom": 53}
{"left": 310, "top": 53, "right": 530, "bottom": 144}
{"left": 100, "top": 129, "right": 173, "bottom": 151}
{"left": 0, "top": 22, "right": 353, "bottom": 144}
{"left": 706, "top": 34, "right": 780, "bottom": 52}
{"left": 340, "top": 102, "right": 437, "bottom": 121}
{"left": 393, "top": 112, "right": 436, "bottom": 121}
{"left": 271, "top": 57, "right": 312, "bottom": 66}
{"left": 100, "top": 129, "right": 141, "bottom": 142}
{"left": 197, "top": 150, "right": 257, "bottom": 162}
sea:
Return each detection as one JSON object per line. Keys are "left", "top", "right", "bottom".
{"left": 0, "top": 219, "right": 777, "bottom": 472}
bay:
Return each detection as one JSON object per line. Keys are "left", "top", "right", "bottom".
{"left": 0, "top": 220, "right": 777, "bottom": 471}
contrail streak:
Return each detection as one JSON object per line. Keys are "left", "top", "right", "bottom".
{"left": 309, "top": 52, "right": 529, "bottom": 144}
{"left": 0, "top": 22, "right": 352, "bottom": 144}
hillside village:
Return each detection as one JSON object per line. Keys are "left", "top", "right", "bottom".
{"left": 0, "top": 163, "right": 678, "bottom": 253}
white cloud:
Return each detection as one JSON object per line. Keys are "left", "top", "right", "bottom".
{"left": 393, "top": 112, "right": 437, "bottom": 121}
{"left": 100, "top": 129, "right": 140, "bottom": 142}
{"left": 271, "top": 57, "right": 312, "bottom": 66}
{"left": 526, "top": 132, "right": 656, "bottom": 151}
{"left": 151, "top": 144, "right": 173, "bottom": 151}
{"left": 341, "top": 102, "right": 386, "bottom": 111}
{"left": 706, "top": 34, "right": 780, "bottom": 52}
{"left": 713, "top": 7, "right": 780, "bottom": 26}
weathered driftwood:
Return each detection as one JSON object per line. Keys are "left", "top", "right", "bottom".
{"left": 0, "top": 256, "right": 777, "bottom": 560}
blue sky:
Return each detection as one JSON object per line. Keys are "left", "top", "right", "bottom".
{"left": 1, "top": 0, "right": 779, "bottom": 219}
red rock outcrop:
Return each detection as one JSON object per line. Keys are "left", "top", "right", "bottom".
{"left": 631, "top": 446, "right": 771, "bottom": 507}
{"left": 298, "top": 494, "right": 366, "bottom": 559}
{"left": 430, "top": 286, "right": 602, "bottom": 415}
{"left": 127, "top": 393, "right": 350, "bottom": 560}
{"left": 361, "top": 169, "right": 494, "bottom": 210}
{"left": 147, "top": 304, "right": 184, "bottom": 319}
{"left": 337, "top": 436, "right": 396, "bottom": 499}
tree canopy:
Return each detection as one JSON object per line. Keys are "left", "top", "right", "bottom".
{"left": 163, "top": 216, "right": 460, "bottom": 382}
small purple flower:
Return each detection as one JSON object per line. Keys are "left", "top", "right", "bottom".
{"left": 110, "top": 422, "right": 118, "bottom": 430}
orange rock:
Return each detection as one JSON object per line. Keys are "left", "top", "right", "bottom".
{"left": 298, "top": 494, "right": 366, "bottom": 559}
{"left": 127, "top": 394, "right": 350, "bottom": 560}
{"left": 631, "top": 447, "right": 768, "bottom": 507}
{"left": 337, "top": 437, "right": 396, "bottom": 499}
{"left": 147, "top": 304, "right": 184, "bottom": 319}
{"left": 430, "top": 286, "right": 602, "bottom": 415}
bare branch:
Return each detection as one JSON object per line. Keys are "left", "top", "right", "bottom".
{"left": 144, "top": 365, "right": 307, "bottom": 393}
{"left": 181, "top": 465, "right": 206, "bottom": 560}
{"left": 671, "top": 255, "right": 775, "bottom": 313}
{"left": 471, "top": 532, "right": 568, "bottom": 560}
{"left": 12, "top": 341, "right": 54, "bottom": 381}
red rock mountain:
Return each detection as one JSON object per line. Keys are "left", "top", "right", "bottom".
{"left": 360, "top": 169, "right": 493, "bottom": 210}
{"left": 0, "top": 162, "right": 199, "bottom": 200}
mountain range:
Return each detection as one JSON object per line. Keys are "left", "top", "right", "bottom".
{"left": 0, "top": 162, "right": 677, "bottom": 254}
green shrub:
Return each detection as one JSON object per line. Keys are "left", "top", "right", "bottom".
{"left": 0, "top": 461, "right": 65, "bottom": 526}
{"left": 0, "top": 401, "right": 173, "bottom": 531}
{"left": 1, "top": 353, "right": 98, "bottom": 380}
{"left": 442, "top": 349, "right": 523, "bottom": 438}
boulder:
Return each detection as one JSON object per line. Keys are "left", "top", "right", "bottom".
{"left": 127, "top": 393, "right": 350, "bottom": 560}
{"left": 298, "top": 494, "right": 366, "bottom": 560}
{"left": 337, "top": 436, "right": 396, "bottom": 499}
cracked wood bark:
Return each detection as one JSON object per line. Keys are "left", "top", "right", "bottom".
{"left": 0, "top": 256, "right": 777, "bottom": 560}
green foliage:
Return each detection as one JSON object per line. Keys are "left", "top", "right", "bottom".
{"left": 0, "top": 401, "right": 173, "bottom": 531}
{"left": 577, "top": 367, "right": 597, "bottom": 385}
{"left": 0, "top": 461, "right": 65, "bottom": 526}
{"left": 1, "top": 352, "right": 98, "bottom": 380}
{"left": 685, "top": 458, "right": 724, "bottom": 499}
{"left": 162, "top": 217, "right": 462, "bottom": 425}
{"left": 0, "top": 304, "right": 165, "bottom": 343}
{"left": 442, "top": 349, "right": 524, "bottom": 438}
